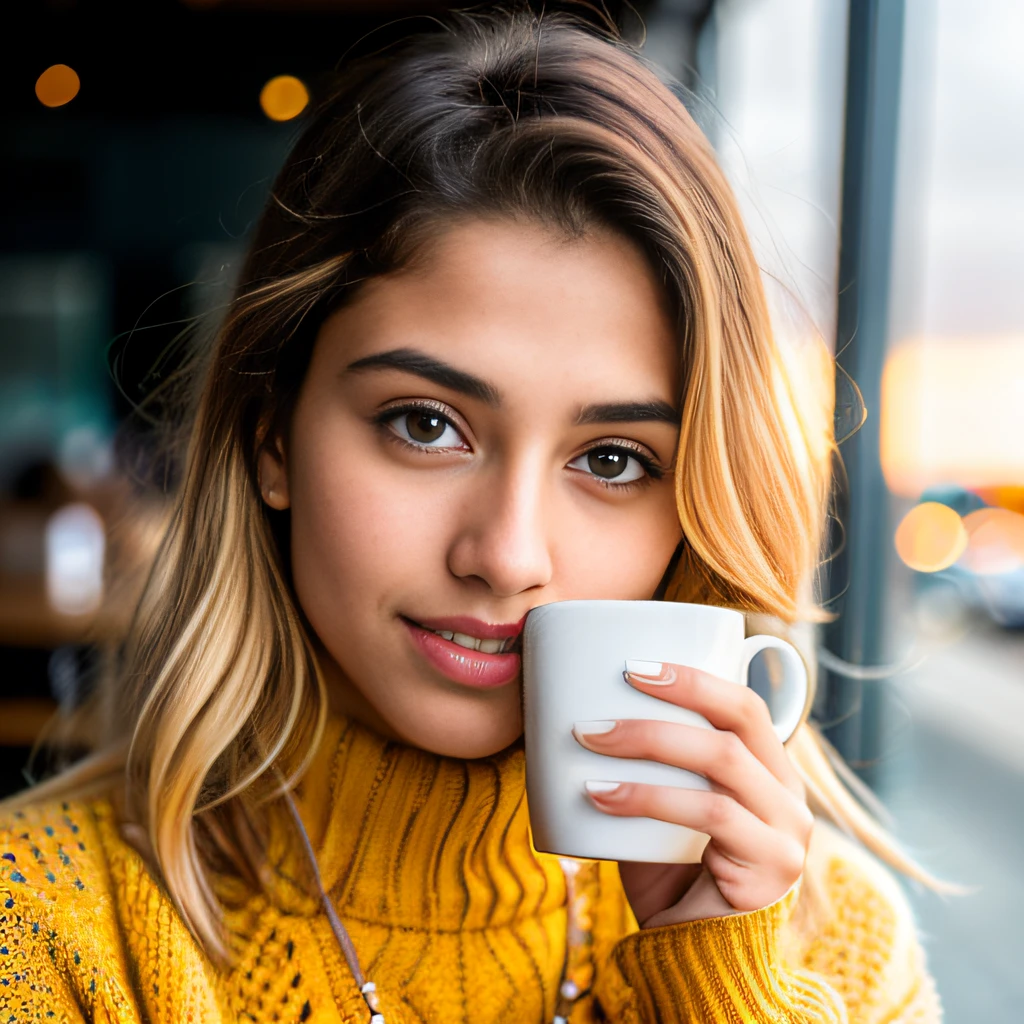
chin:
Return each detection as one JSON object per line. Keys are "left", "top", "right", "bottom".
{"left": 430, "top": 733, "right": 523, "bottom": 760}
{"left": 392, "top": 700, "right": 523, "bottom": 761}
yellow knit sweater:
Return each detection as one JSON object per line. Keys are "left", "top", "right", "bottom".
{"left": 0, "top": 714, "right": 940, "bottom": 1023}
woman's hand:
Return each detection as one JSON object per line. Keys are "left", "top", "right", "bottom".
{"left": 572, "top": 661, "right": 813, "bottom": 928}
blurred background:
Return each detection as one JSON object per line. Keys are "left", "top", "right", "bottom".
{"left": 1, "top": 0, "right": 1021, "bottom": 1018}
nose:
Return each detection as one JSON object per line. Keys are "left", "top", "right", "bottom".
{"left": 446, "top": 456, "right": 554, "bottom": 598}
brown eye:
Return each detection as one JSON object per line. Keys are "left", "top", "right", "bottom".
{"left": 587, "top": 448, "right": 628, "bottom": 478}
{"left": 384, "top": 406, "right": 465, "bottom": 448}
{"left": 406, "top": 411, "right": 447, "bottom": 443}
{"left": 568, "top": 445, "right": 648, "bottom": 485}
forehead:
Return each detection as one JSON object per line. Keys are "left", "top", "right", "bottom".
{"left": 320, "top": 217, "right": 680, "bottom": 403}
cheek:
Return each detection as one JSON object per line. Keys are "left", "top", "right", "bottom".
{"left": 286, "top": 425, "right": 451, "bottom": 628}
{"left": 556, "top": 486, "right": 681, "bottom": 600}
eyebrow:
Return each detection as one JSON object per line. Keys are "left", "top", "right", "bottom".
{"left": 345, "top": 347, "right": 500, "bottom": 405}
{"left": 575, "top": 400, "right": 680, "bottom": 427}
{"left": 345, "top": 346, "right": 679, "bottom": 427}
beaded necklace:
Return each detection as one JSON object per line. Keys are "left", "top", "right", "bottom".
{"left": 283, "top": 787, "right": 592, "bottom": 1023}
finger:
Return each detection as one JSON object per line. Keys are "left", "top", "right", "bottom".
{"left": 623, "top": 661, "right": 803, "bottom": 796}
{"left": 641, "top": 866, "right": 732, "bottom": 925}
{"left": 701, "top": 841, "right": 800, "bottom": 914}
{"left": 573, "top": 719, "right": 812, "bottom": 837}
{"left": 584, "top": 781, "right": 804, "bottom": 879}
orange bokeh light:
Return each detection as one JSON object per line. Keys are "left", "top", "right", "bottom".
{"left": 974, "top": 486, "right": 1024, "bottom": 517}
{"left": 958, "top": 508, "right": 1024, "bottom": 576}
{"left": 259, "top": 75, "right": 309, "bottom": 122}
{"left": 894, "top": 502, "right": 968, "bottom": 573}
{"left": 35, "top": 64, "right": 80, "bottom": 108}
{"left": 881, "top": 337, "right": 1024, "bottom": 496}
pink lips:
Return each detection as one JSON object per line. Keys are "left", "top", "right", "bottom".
{"left": 402, "top": 614, "right": 525, "bottom": 689}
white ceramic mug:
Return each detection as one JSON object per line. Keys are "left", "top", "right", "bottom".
{"left": 523, "top": 600, "right": 808, "bottom": 864}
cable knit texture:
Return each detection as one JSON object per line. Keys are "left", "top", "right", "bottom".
{"left": 0, "top": 714, "right": 940, "bottom": 1022}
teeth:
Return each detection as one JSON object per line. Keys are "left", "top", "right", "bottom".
{"left": 452, "top": 632, "right": 478, "bottom": 650}
{"left": 428, "top": 628, "right": 515, "bottom": 654}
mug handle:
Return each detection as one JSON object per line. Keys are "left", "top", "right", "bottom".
{"left": 739, "top": 635, "right": 809, "bottom": 743}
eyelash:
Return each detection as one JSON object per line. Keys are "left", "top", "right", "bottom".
{"left": 578, "top": 444, "right": 663, "bottom": 490}
{"left": 374, "top": 400, "right": 664, "bottom": 490}
{"left": 375, "top": 400, "right": 469, "bottom": 453}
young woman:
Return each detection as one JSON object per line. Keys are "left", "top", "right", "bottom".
{"left": 0, "top": 9, "right": 941, "bottom": 1023}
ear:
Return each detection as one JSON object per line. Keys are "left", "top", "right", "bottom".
{"left": 257, "top": 437, "right": 291, "bottom": 511}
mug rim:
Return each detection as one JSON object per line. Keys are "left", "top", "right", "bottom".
{"left": 526, "top": 598, "right": 746, "bottom": 625}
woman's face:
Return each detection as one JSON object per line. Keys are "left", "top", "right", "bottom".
{"left": 260, "top": 217, "right": 683, "bottom": 758}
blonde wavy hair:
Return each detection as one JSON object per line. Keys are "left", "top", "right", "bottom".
{"left": 13, "top": 7, "right": 939, "bottom": 959}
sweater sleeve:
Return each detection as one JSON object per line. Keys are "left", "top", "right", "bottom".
{"left": 612, "top": 884, "right": 847, "bottom": 1023}
{"left": 606, "top": 822, "right": 941, "bottom": 1024}
{"left": 0, "top": 888, "right": 88, "bottom": 1024}
{"left": 0, "top": 800, "right": 148, "bottom": 1024}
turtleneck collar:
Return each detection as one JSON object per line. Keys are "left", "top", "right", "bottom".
{"left": 262, "top": 714, "right": 566, "bottom": 932}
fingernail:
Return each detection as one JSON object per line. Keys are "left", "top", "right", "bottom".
{"left": 584, "top": 780, "right": 622, "bottom": 796}
{"left": 624, "top": 659, "right": 674, "bottom": 684}
{"left": 573, "top": 720, "right": 617, "bottom": 740}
